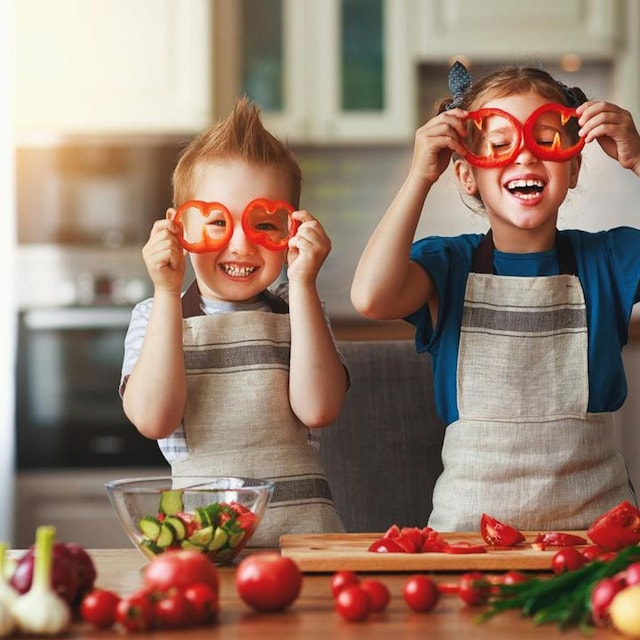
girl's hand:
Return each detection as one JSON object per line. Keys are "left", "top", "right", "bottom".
{"left": 577, "top": 101, "right": 640, "bottom": 174}
{"left": 142, "top": 215, "right": 186, "bottom": 293}
{"left": 286, "top": 210, "right": 330, "bottom": 284}
{"left": 410, "top": 109, "right": 469, "bottom": 185}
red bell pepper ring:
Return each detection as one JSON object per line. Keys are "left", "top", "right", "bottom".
{"left": 461, "top": 102, "right": 584, "bottom": 168}
{"left": 368, "top": 538, "right": 405, "bottom": 553}
{"left": 173, "top": 200, "right": 233, "bottom": 254}
{"left": 522, "top": 102, "right": 585, "bottom": 162}
{"left": 241, "top": 198, "right": 298, "bottom": 251}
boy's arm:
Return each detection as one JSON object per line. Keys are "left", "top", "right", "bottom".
{"left": 287, "top": 281, "right": 347, "bottom": 428}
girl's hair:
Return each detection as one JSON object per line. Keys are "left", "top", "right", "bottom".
{"left": 172, "top": 96, "right": 303, "bottom": 208}
{"left": 436, "top": 65, "right": 587, "bottom": 116}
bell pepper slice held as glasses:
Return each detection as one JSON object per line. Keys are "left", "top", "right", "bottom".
{"left": 174, "top": 198, "right": 298, "bottom": 254}
{"left": 522, "top": 102, "right": 585, "bottom": 162}
{"left": 460, "top": 102, "right": 584, "bottom": 168}
{"left": 173, "top": 200, "right": 234, "bottom": 254}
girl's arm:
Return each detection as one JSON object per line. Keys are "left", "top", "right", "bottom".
{"left": 122, "top": 217, "right": 188, "bottom": 439}
{"left": 351, "top": 110, "right": 469, "bottom": 320}
{"left": 286, "top": 212, "right": 348, "bottom": 427}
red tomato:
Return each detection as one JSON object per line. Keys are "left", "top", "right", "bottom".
{"left": 501, "top": 570, "right": 530, "bottom": 586}
{"left": 368, "top": 538, "right": 405, "bottom": 553}
{"left": 534, "top": 531, "right": 587, "bottom": 548}
{"left": 154, "top": 591, "right": 192, "bottom": 629}
{"left": 115, "top": 591, "right": 154, "bottom": 632}
{"left": 143, "top": 549, "right": 219, "bottom": 595}
{"left": 442, "top": 541, "right": 487, "bottom": 554}
{"left": 623, "top": 562, "right": 640, "bottom": 587}
{"left": 80, "top": 588, "right": 121, "bottom": 629}
{"left": 587, "top": 500, "right": 640, "bottom": 551}
{"left": 359, "top": 579, "right": 391, "bottom": 613}
{"left": 330, "top": 571, "right": 360, "bottom": 598}
{"left": 551, "top": 547, "right": 587, "bottom": 574}
{"left": 458, "top": 572, "right": 491, "bottom": 606}
{"left": 480, "top": 513, "right": 526, "bottom": 546}
{"left": 235, "top": 553, "right": 302, "bottom": 612}
{"left": 582, "top": 545, "right": 605, "bottom": 562}
{"left": 590, "top": 576, "right": 626, "bottom": 627}
{"left": 420, "top": 529, "right": 449, "bottom": 553}
{"left": 335, "top": 585, "right": 371, "bottom": 622}
{"left": 183, "top": 583, "right": 219, "bottom": 624}
{"left": 402, "top": 575, "right": 440, "bottom": 613}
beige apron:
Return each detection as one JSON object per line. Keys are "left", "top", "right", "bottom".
{"left": 173, "top": 282, "right": 344, "bottom": 546}
{"left": 429, "top": 232, "right": 635, "bottom": 531}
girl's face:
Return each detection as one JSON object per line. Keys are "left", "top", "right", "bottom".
{"left": 171, "top": 158, "right": 292, "bottom": 303}
{"left": 455, "top": 91, "right": 581, "bottom": 249}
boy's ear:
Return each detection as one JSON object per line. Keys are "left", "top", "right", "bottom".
{"left": 454, "top": 159, "right": 477, "bottom": 195}
{"left": 166, "top": 207, "right": 177, "bottom": 221}
{"left": 569, "top": 155, "right": 582, "bottom": 189}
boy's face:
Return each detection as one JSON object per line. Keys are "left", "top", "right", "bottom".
{"left": 171, "top": 158, "right": 293, "bottom": 303}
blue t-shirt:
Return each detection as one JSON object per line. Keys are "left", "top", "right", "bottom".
{"left": 407, "top": 227, "right": 640, "bottom": 425}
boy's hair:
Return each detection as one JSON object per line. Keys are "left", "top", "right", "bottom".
{"left": 436, "top": 65, "right": 588, "bottom": 125}
{"left": 172, "top": 96, "right": 302, "bottom": 208}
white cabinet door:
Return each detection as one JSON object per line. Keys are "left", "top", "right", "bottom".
{"left": 217, "top": 0, "right": 415, "bottom": 144}
{"left": 13, "top": 0, "right": 213, "bottom": 136}
{"left": 413, "top": 0, "right": 620, "bottom": 60}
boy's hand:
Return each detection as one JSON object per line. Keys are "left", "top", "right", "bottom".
{"left": 410, "top": 109, "right": 469, "bottom": 185}
{"left": 577, "top": 101, "right": 640, "bottom": 174}
{"left": 286, "top": 210, "right": 330, "bottom": 284}
{"left": 142, "top": 217, "right": 186, "bottom": 294}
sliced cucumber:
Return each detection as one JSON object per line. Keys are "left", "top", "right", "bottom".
{"left": 140, "top": 538, "right": 163, "bottom": 557}
{"left": 159, "top": 490, "right": 184, "bottom": 516}
{"left": 180, "top": 539, "right": 204, "bottom": 552}
{"left": 188, "top": 525, "right": 214, "bottom": 547}
{"left": 228, "top": 529, "right": 246, "bottom": 548}
{"left": 208, "top": 527, "right": 229, "bottom": 551}
{"left": 164, "top": 516, "right": 187, "bottom": 540}
{"left": 194, "top": 506, "right": 211, "bottom": 527}
{"left": 139, "top": 515, "right": 162, "bottom": 542}
{"left": 156, "top": 521, "right": 177, "bottom": 548}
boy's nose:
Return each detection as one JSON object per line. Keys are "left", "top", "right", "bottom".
{"left": 228, "top": 224, "right": 254, "bottom": 255}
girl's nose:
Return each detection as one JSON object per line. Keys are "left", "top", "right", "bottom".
{"left": 515, "top": 140, "right": 537, "bottom": 165}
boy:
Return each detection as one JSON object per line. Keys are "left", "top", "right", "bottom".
{"left": 121, "top": 97, "right": 347, "bottom": 545}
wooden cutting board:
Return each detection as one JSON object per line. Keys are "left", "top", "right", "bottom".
{"left": 280, "top": 531, "right": 589, "bottom": 572}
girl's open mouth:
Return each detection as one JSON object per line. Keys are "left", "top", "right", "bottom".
{"left": 505, "top": 178, "right": 545, "bottom": 200}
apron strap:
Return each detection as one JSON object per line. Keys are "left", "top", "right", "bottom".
{"left": 180, "top": 280, "right": 290, "bottom": 318}
{"left": 472, "top": 230, "right": 577, "bottom": 275}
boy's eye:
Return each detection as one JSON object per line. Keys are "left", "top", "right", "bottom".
{"left": 255, "top": 221, "right": 278, "bottom": 231}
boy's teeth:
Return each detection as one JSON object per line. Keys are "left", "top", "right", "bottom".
{"left": 223, "top": 265, "right": 256, "bottom": 277}
{"left": 507, "top": 179, "right": 544, "bottom": 189}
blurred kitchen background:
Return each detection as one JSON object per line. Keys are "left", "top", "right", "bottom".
{"left": 3, "top": 0, "right": 640, "bottom": 547}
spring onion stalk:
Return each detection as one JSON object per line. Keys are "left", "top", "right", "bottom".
{"left": 12, "top": 525, "right": 71, "bottom": 635}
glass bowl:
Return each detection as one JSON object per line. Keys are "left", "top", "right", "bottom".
{"left": 105, "top": 476, "right": 274, "bottom": 564}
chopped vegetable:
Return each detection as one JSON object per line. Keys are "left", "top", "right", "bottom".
{"left": 11, "top": 525, "right": 72, "bottom": 636}
{"left": 0, "top": 544, "right": 17, "bottom": 608}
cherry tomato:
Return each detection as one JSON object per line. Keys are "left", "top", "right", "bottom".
{"left": 501, "top": 570, "right": 530, "bottom": 585}
{"left": 458, "top": 572, "right": 491, "bottom": 606}
{"left": 551, "top": 547, "right": 587, "bottom": 574}
{"left": 591, "top": 576, "right": 626, "bottom": 627}
{"left": 402, "top": 575, "right": 440, "bottom": 613}
{"left": 359, "top": 579, "right": 391, "bottom": 613}
{"left": 154, "top": 591, "right": 191, "bottom": 629}
{"left": 80, "top": 588, "right": 121, "bottom": 629}
{"left": 183, "top": 582, "right": 219, "bottom": 624}
{"left": 480, "top": 513, "right": 526, "bottom": 546}
{"left": 587, "top": 500, "right": 640, "bottom": 551}
{"left": 335, "top": 585, "right": 371, "bottom": 622}
{"left": 582, "top": 545, "right": 605, "bottom": 562}
{"left": 115, "top": 591, "right": 154, "bottom": 632}
{"left": 330, "top": 571, "right": 360, "bottom": 598}
{"left": 235, "top": 553, "right": 302, "bottom": 612}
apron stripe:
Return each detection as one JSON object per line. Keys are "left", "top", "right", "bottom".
{"left": 184, "top": 343, "right": 290, "bottom": 371}
{"left": 463, "top": 306, "right": 587, "bottom": 334}
{"left": 270, "top": 476, "right": 334, "bottom": 505}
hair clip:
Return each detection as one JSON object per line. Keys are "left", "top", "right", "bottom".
{"left": 446, "top": 61, "right": 472, "bottom": 110}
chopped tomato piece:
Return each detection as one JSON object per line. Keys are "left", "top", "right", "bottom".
{"left": 587, "top": 500, "right": 640, "bottom": 551}
{"left": 368, "top": 538, "right": 405, "bottom": 553}
{"left": 420, "top": 530, "right": 449, "bottom": 553}
{"left": 382, "top": 524, "right": 401, "bottom": 539}
{"left": 442, "top": 541, "right": 487, "bottom": 554}
{"left": 480, "top": 513, "right": 526, "bottom": 546}
{"left": 533, "top": 532, "right": 587, "bottom": 549}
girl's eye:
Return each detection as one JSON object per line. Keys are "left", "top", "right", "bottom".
{"left": 255, "top": 221, "right": 278, "bottom": 231}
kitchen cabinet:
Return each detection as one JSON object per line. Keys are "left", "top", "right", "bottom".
{"left": 413, "top": 0, "right": 621, "bottom": 61}
{"left": 214, "top": 0, "right": 415, "bottom": 143}
{"left": 14, "top": 469, "right": 167, "bottom": 548}
{"left": 12, "top": 0, "right": 213, "bottom": 136}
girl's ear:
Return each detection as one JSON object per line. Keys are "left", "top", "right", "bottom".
{"left": 569, "top": 155, "right": 582, "bottom": 189}
{"left": 454, "top": 159, "right": 478, "bottom": 195}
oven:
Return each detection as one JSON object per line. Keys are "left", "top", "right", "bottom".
{"left": 15, "top": 305, "right": 167, "bottom": 470}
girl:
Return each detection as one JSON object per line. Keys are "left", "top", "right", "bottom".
{"left": 351, "top": 62, "right": 640, "bottom": 531}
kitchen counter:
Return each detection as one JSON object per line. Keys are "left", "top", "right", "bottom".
{"left": 32, "top": 548, "right": 621, "bottom": 639}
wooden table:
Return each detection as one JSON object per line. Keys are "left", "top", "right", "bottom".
{"left": 30, "top": 548, "right": 620, "bottom": 639}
